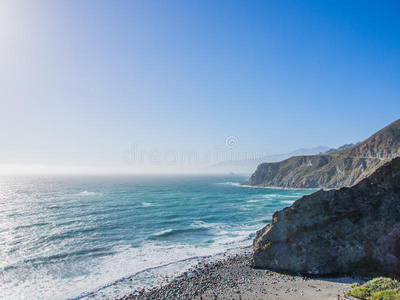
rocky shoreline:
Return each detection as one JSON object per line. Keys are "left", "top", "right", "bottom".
{"left": 119, "top": 249, "right": 356, "bottom": 300}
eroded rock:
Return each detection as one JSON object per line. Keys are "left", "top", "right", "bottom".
{"left": 253, "top": 157, "right": 400, "bottom": 275}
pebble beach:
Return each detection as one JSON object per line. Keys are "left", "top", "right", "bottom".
{"left": 119, "top": 250, "right": 356, "bottom": 300}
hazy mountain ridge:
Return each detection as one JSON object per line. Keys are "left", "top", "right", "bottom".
{"left": 203, "top": 146, "right": 330, "bottom": 174}
{"left": 324, "top": 142, "right": 361, "bottom": 154}
{"left": 244, "top": 119, "right": 400, "bottom": 189}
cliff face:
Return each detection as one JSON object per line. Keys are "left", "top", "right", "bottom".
{"left": 245, "top": 154, "right": 386, "bottom": 189}
{"left": 346, "top": 119, "right": 400, "bottom": 158}
{"left": 253, "top": 157, "right": 400, "bottom": 275}
{"left": 244, "top": 119, "right": 400, "bottom": 189}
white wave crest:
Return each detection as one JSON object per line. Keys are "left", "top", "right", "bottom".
{"left": 78, "top": 191, "right": 102, "bottom": 196}
{"left": 153, "top": 229, "right": 173, "bottom": 236}
{"left": 216, "top": 182, "right": 244, "bottom": 187}
{"left": 281, "top": 200, "right": 296, "bottom": 204}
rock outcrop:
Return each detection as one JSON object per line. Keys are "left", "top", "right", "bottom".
{"left": 253, "top": 157, "right": 400, "bottom": 275}
{"left": 244, "top": 119, "right": 400, "bottom": 189}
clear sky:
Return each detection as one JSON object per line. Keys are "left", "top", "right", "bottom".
{"left": 0, "top": 0, "right": 399, "bottom": 173}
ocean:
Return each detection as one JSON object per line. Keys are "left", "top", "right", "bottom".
{"left": 0, "top": 175, "right": 313, "bottom": 299}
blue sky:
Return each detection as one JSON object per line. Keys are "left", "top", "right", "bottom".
{"left": 0, "top": 1, "right": 399, "bottom": 173}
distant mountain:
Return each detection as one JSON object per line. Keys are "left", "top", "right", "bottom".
{"left": 244, "top": 119, "right": 400, "bottom": 189}
{"left": 324, "top": 142, "right": 360, "bottom": 154}
{"left": 268, "top": 146, "right": 331, "bottom": 162}
{"left": 202, "top": 146, "right": 330, "bottom": 174}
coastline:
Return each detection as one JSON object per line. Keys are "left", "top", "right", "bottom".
{"left": 119, "top": 247, "right": 356, "bottom": 300}
{"left": 239, "top": 183, "right": 320, "bottom": 191}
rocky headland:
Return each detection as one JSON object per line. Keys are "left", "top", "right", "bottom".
{"left": 244, "top": 119, "right": 400, "bottom": 189}
{"left": 253, "top": 157, "right": 400, "bottom": 276}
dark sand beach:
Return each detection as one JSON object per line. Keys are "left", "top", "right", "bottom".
{"left": 119, "top": 250, "right": 356, "bottom": 300}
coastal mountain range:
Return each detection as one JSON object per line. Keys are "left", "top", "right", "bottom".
{"left": 244, "top": 119, "right": 400, "bottom": 189}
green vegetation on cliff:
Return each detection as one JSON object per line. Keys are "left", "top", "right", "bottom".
{"left": 349, "top": 278, "right": 400, "bottom": 300}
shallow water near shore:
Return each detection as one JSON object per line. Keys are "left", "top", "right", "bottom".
{"left": 0, "top": 175, "right": 313, "bottom": 300}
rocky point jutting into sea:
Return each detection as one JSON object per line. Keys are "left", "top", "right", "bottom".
{"left": 253, "top": 157, "right": 400, "bottom": 276}
{"left": 244, "top": 119, "right": 400, "bottom": 189}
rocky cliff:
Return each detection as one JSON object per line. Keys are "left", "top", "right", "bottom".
{"left": 244, "top": 119, "right": 400, "bottom": 189}
{"left": 244, "top": 154, "right": 384, "bottom": 189}
{"left": 346, "top": 119, "right": 400, "bottom": 158}
{"left": 253, "top": 157, "right": 400, "bottom": 275}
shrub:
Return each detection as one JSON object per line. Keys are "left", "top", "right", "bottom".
{"left": 349, "top": 287, "right": 371, "bottom": 299}
{"left": 349, "top": 278, "right": 400, "bottom": 300}
{"left": 371, "top": 289, "right": 400, "bottom": 300}
{"left": 363, "top": 277, "right": 400, "bottom": 292}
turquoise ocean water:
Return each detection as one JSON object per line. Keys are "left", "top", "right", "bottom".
{"left": 0, "top": 175, "right": 313, "bottom": 299}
